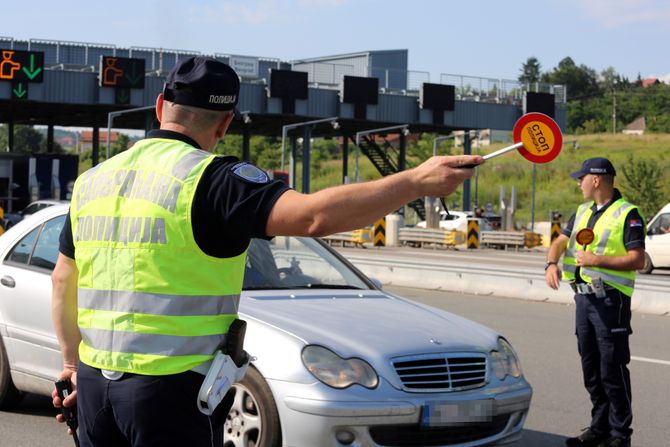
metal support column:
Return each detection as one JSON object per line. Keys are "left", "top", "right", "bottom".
{"left": 531, "top": 164, "right": 537, "bottom": 231}
{"left": 398, "top": 131, "right": 406, "bottom": 171}
{"left": 462, "top": 132, "right": 471, "bottom": 211}
{"left": 7, "top": 121, "right": 14, "bottom": 152}
{"left": 47, "top": 124, "right": 54, "bottom": 153}
{"left": 145, "top": 111, "right": 155, "bottom": 137}
{"left": 92, "top": 126, "right": 100, "bottom": 166}
{"left": 342, "top": 135, "right": 349, "bottom": 184}
{"left": 290, "top": 134, "right": 297, "bottom": 189}
{"left": 242, "top": 124, "right": 251, "bottom": 161}
{"left": 302, "top": 126, "right": 311, "bottom": 193}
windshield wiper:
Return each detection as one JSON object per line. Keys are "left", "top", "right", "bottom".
{"left": 290, "top": 284, "right": 365, "bottom": 290}
{"left": 244, "top": 284, "right": 366, "bottom": 291}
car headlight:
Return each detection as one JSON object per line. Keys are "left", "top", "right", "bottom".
{"left": 491, "top": 338, "right": 522, "bottom": 380}
{"left": 301, "top": 345, "right": 379, "bottom": 389}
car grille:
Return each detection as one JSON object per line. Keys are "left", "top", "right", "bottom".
{"left": 369, "top": 415, "right": 510, "bottom": 446}
{"left": 392, "top": 353, "right": 487, "bottom": 392}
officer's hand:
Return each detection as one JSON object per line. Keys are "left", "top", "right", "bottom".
{"left": 545, "top": 264, "right": 561, "bottom": 290}
{"left": 411, "top": 155, "right": 484, "bottom": 197}
{"left": 52, "top": 368, "right": 77, "bottom": 429}
{"left": 576, "top": 250, "right": 598, "bottom": 267}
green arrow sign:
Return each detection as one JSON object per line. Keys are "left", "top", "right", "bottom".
{"left": 124, "top": 62, "right": 142, "bottom": 87}
{"left": 11, "top": 81, "right": 27, "bottom": 100}
{"left": 21, "top": 54, "right": 42, "bottom": 80}
{"left": 115, "top": 88, "right": 130, "bottom": 105}
{"left": 0, "top": 49, "right": 44, "bottom": 82}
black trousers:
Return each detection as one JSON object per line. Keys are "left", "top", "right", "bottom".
{"left": 76, "top": 362, "right": 233, "bottom": 447}
{"left": 574, "top": 289, "right": 633, "bottom": 439}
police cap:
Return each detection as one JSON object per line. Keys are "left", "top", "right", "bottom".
{"left": 163, "top": 56, "right": 240, "bottom": 112}
{"left": 570, "top": 157, "right": 617, "bottom": 179}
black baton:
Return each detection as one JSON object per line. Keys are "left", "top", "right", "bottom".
{"left": 55, "top": 379, "right": 80, "bottom": 447}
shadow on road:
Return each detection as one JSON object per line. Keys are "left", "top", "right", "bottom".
{"left": 512, "top": 429, "right": 568, "bottom": 446}
{"left": 7, "top": 393, "right": 59, "bottom": 418}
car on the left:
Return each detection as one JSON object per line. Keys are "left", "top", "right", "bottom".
{"left": 2, "top": 199, "right": 68, "bottom": 231}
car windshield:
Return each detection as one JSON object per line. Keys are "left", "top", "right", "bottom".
{"left": 243, "top": 236, "right": 371, "bottom": 291}
{"left": 21, "top": 202, "right": 52, "bottom": 215}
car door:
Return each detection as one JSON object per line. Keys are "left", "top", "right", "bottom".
{"left": 0, "top": 213, "right": 65, "bottom": 381}
{"left": 646, "top": 212, "right": 670, "bottom": 267}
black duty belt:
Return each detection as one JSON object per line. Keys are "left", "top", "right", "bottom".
{"left": 570, "top": 282, "right": 615, "bottom": 295}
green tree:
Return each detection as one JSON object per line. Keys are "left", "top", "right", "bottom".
{"left": 619, "top": 155, "right": 664, "bottom": 218}
{"left": 541, "top": 57, "right": 600, "bottom": 100}
{"left": 599, "top": 66, "right": 621, "bottom": 91}
{"left": 109, "top": 133, "right": 131, "bottom": 157}
{"left": 519, "top": 57, "right": 542, "bottom": 85}
{"left": 13, "top": 125, "right": 44, "bottom": 153}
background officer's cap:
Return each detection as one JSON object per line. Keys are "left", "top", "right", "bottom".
{"left": 163, "top": 56, "right": 240, "bottom": 112}
{"left": 570, "top": 157, "right": 617, "bottom": 179}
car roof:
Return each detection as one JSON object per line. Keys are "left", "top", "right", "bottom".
{"left": 29, "top": 199, "right": 70, "bottom": 206}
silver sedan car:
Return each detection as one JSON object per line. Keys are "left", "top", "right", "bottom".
{"left": 0, "top": 204, "right": 532, "bottom": 447}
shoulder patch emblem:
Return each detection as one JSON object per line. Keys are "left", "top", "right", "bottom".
{"left": 232, "top": 163, "right": 269, "bottom": 184}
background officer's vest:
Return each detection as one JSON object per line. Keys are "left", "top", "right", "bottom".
{"left": 71, "top": 139, "right": 246, "bottom": 375}
{"left": 562, "top": 198, "right": 638, "bottom": 297}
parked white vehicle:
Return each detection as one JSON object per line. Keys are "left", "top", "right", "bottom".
{"left": 417, "top": 211, "right": 495, "bottom": 232}
{"left": 0, "top": 205, "right": 532, "bottom": 446}
{"left": 416, "top": 211, "right": 469, "bottom": 232}
{"left": 640, "top": 202, "right": 670, "bottom": 274}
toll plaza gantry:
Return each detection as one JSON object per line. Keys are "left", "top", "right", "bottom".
{"left": 0, "top": 38, "right": 567, "bottom": 217}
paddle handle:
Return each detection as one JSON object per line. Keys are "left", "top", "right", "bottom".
{"left": 460, "top": 142, "right": 524, "bottom": 168}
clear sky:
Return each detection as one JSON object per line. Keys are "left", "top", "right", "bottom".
{"left": 2, "top": 0, "right": 668, "bottom": 83}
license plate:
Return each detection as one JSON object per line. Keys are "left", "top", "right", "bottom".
{"left": 421, "top": 399, "right": 494, "bottom": 427}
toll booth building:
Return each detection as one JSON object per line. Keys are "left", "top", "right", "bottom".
{"left": 0, "top": 37, "right": 566, "bottom": 218}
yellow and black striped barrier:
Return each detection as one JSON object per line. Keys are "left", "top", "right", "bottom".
{"left": 467, "top": 218, "right": 479, "bottom": 249}
{"left": 373, "top": 218, "right": 386, "bottom": 247}
{"left": 524, "top": 231, "right": 543, "bottom": 248}
{"left": 550, "top": 221, "right": 562, "bottom": 243}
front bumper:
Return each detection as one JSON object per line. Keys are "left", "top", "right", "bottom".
{"left": 270, "top": 377, "right": 532, "bottom": 447}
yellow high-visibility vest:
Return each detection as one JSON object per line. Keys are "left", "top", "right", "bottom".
{"left": 562, "top": 198, "right": 638, "bottom": 297}
{"left": 71, "top": 138, "right": 246, "bottom": 375}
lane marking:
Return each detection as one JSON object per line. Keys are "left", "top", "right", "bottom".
{"left": 632, "top": 356, "right": 670, "bottom": 366}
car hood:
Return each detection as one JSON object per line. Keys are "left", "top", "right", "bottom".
{"left": 240, "top": 289, "right": 498, "bottom": 361}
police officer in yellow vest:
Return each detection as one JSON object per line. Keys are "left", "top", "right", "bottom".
{"left": 50, "top": 56, "right": 483, "bottom": 446}
{"left": 545, "top": 158, "right": 646, "bottom": 447}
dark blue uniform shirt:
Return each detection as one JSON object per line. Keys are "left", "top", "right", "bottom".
{"left": 59, "top": 130, "right": 290, "bottom": 259}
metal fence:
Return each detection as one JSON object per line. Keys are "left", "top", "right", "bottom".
{"left": 292, "top": 62, "right": 356, "bottom": 87}
{"left": 371, "top": 66, "right": 430, "bottom": 92}
{"left": 440, "top": 73, "right": 567, "bottom": 105}
{"left": 291, "top": 62, "right": 430, "bottom": 92}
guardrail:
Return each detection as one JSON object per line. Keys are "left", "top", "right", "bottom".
{"left": 322, "top": 228, "right": 372, "bottom": 248}
{"left": 480, "top": 231, "right": 543, "bottom": 250}
{"left": 399, "top": 228, "right": 465, "bottom": 249}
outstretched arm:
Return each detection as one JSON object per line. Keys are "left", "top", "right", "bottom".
{"left": 266, "top": 154, "right": 483, "bottom": 237}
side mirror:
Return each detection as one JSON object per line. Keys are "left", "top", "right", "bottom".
{"left": 369, "top": 277, "right": 383, "bottom": 289}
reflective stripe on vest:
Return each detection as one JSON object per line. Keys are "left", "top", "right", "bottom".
{"left": 562, "top": 198, "right": 637, "bottom": 296}
{"left": 71, "top": 139, "right": 248, "bottom": 375}
{"left": 78, "top": 289, "right": 240, "bottom": 316}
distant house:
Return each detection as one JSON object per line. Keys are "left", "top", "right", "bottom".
{"left": 623, "top": 117, "right": 645, "bottom": 135}
{"left": 642, "top": 78, "right": 660, "bottom": 88}
{"left": 56, "top": 135, "right": 76, "bottom": 147}
{"left": 79, "top": 131, "right": 122, "bottom": 151}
